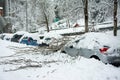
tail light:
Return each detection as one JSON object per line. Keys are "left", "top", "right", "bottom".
{"left": 99, "top": 47, "right": 109, "bottom": 54}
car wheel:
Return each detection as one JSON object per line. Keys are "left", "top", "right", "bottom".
{"left": 90, "top": 55, "right": 100, "bottom": 61}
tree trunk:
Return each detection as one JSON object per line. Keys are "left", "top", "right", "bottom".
{"left": 84, "top": 0, "right": 88, "bottom": 32}
{"left": 114, "top": 0, "right": 117, "bottom": 36}
{"left": 41, "top": 4, "right": 49, "bottom": 32}
{"left": 44, "top": 12, "right": 49, "bottom": 32}
{"left": 26, "top": 0, "right": 28, "bottom": 32}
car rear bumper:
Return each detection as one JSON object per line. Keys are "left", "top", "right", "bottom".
{"left": 106, "top": 56, "right": 120, "bottom": 64}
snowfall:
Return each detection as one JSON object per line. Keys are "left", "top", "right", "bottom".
{"left": 0, "top": 29, "right": 120, "bottom": 80}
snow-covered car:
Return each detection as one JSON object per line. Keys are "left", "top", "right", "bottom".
{"left": 19, "top": 33, "right": 48, "bottom": 46}
{"left": 61, "top": 32, "right": 120, "bottom": 64}
{"left": 3, "top": 33, "right": 13, "bottom": 41}
{"left": 42, "top": 32, "right": 63, "bottom": 45}
{"left": 11, "top": 31, "right": 28, "bottom": 42}
{"left": 0, "top": 33, "right": 13, "bottom": 41}
{"left": 0, "top": 33, "right": 6, "bottom": 40}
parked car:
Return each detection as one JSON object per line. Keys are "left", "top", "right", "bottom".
{"left": 11, "top": 31, "right": 28, "bottom": 42}
{"left": 0, "top": 33, "right": 13, "bottom": 41}
{"left": 3, "top": 33, "right": 13, "bottom": 41}
{"left": 42, "top": 32, "right": 63, "bottom": 45}
{"left": 0, "top": 33, "right": 6, "bottom": 40}
{"left": 61, "top": 32, "right": 120, "bottom": 65}
{"left": 19, "top": 33, "right": 48, "bottom": 46}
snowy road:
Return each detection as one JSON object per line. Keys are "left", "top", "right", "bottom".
{"left": 0, "top": 40, "right": 120, "bottom": 80}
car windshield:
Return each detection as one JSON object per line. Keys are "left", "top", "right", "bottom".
{"left": 23, "top": 37, "right": 28, "bottom": 40}
{"left": 13, "top": 34, "right": 22, "bottom": 39}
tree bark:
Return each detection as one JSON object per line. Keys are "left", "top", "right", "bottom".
{"left": 114, "top": 0, "right": 117, "bottom": 36}
{"left": 84, "top": 0, "right": 88, "bottom": 32}
{"left": 43, "top": 12, "right": 49, "bottom": 32}
{"left": 41, "top": 2, "right": 50, "bottom": 32}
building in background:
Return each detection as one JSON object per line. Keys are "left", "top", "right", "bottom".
{"left": 0, "top": 7, "right": 3, "bottom": 16}
{"left": 0, "top": 0, "right": 12, "bottom": 33}
{"left": 0, "top": 0, "right": 5, "bottom": 16}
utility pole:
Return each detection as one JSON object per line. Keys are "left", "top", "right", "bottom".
{"left": 113, "top": 0, "right": 118, "bottom": 36}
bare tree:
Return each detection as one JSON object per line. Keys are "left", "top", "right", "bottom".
{"left": 42, "top": 5, "right": 49, "bottom": 32}
{"left": 114, "top": 0, "right": 118, "bottom": 36}
{"left": 38, "top": 0, "right": 55, "bottom": 32}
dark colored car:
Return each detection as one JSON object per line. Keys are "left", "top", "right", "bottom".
{"left": 20, "top": 33, "right": 49, "bottom": 46}
{"left": 11, "top": 31, "right": 28, "bottom": 42}
{"left": 0, "top": 33, "right": 13, "bottom": 41}
{"left": 20, "top": 37, "right": 39, "bottom": 46}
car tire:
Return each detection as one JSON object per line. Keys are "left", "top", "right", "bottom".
{"left": 90, "top": 55, "right": 100, "bottom": 61}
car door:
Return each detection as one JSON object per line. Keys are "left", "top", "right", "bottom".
{"left": 71, "top": 36, "right": 94, "bottom": 58}
{"left": 79, "top": 48, "right": 94, "bottom": 58}
{"left": 65, "top": 44, "right": 79, "bottom": 57}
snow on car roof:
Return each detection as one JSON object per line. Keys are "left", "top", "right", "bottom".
{"left": 14, "top": 31, "right": 28, "bottom": 35}
{"left": 21, "top": 33, "right": 39, "bottom": 39}
{"left": 73, "top": 32, "right": 120, "bottom": 49}
{"left": 19, "top": 33, "right": 42, "bottom": 43}
{"left": 3, "top": 33, "right": 13, "bottom": 38}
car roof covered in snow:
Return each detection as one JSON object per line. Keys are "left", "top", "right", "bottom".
{"left": 14, "top": 31, "right": 28, "bottom": 35}
{"left": 19, "top": 33, "right": 42, "bottom": 43}
{"left": 70, "top": 32, "right": 120, "bottom": 49}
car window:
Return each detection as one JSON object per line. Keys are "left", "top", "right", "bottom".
{"left": 13, "top": 34, "right": 18, "bottom": 38}
{"left": 29, "top": 37, "right": 33, "bottom": 41}
{"left": 75, "top": 40, "right": 79, "bottom": 43}
{"left": 23, "top": 37, "right": 28, "bottom": 40}
{"left": 17, "top": 35, "right": 23, "bottom": 39}
{"left": 13, "top": 34, "right": 22, "bottom": 39}
{"left": 45, "top": 38, "right": 51, "bottom": 41}
{"left": 74, "top": 36, "right": 85, "bottom": 43}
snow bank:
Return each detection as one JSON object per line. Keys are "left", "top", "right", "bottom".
{"left": 0, "top": 40, "right": 15, "bottom": 56}
{"left": 0, "top": 30, "right": 120, "bottom": 80}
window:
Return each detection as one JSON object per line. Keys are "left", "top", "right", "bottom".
{"left": 45, "top": 38, "right": 51, "bottom": 41}
{"left": 23, "top": 37, "right": 28, "bottom": 40}
{"left": 75, "top": 40, "right": 79, "bottom": 43}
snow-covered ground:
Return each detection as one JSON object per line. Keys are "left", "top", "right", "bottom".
{"left": 0, "top": 30, "right": 120, "bottom": 80}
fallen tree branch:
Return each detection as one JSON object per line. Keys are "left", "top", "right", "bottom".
{"left": 4, "top": 64, "right": 42, "bottom": 72}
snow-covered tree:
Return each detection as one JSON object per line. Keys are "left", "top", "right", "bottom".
{"left": 8, "top": 0, "right": 55, "bottom": 32}
{"left": 54, "top": 0, "right": 83, "bottom": 23}
{"left": 36, "top": 0, "right": 55, "bottom": 32}
{"left": 4, "top": 0, "right": 120, "bottom": 32}
{"left": 89, "top": 0, "right": 114, "bottom": 23}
